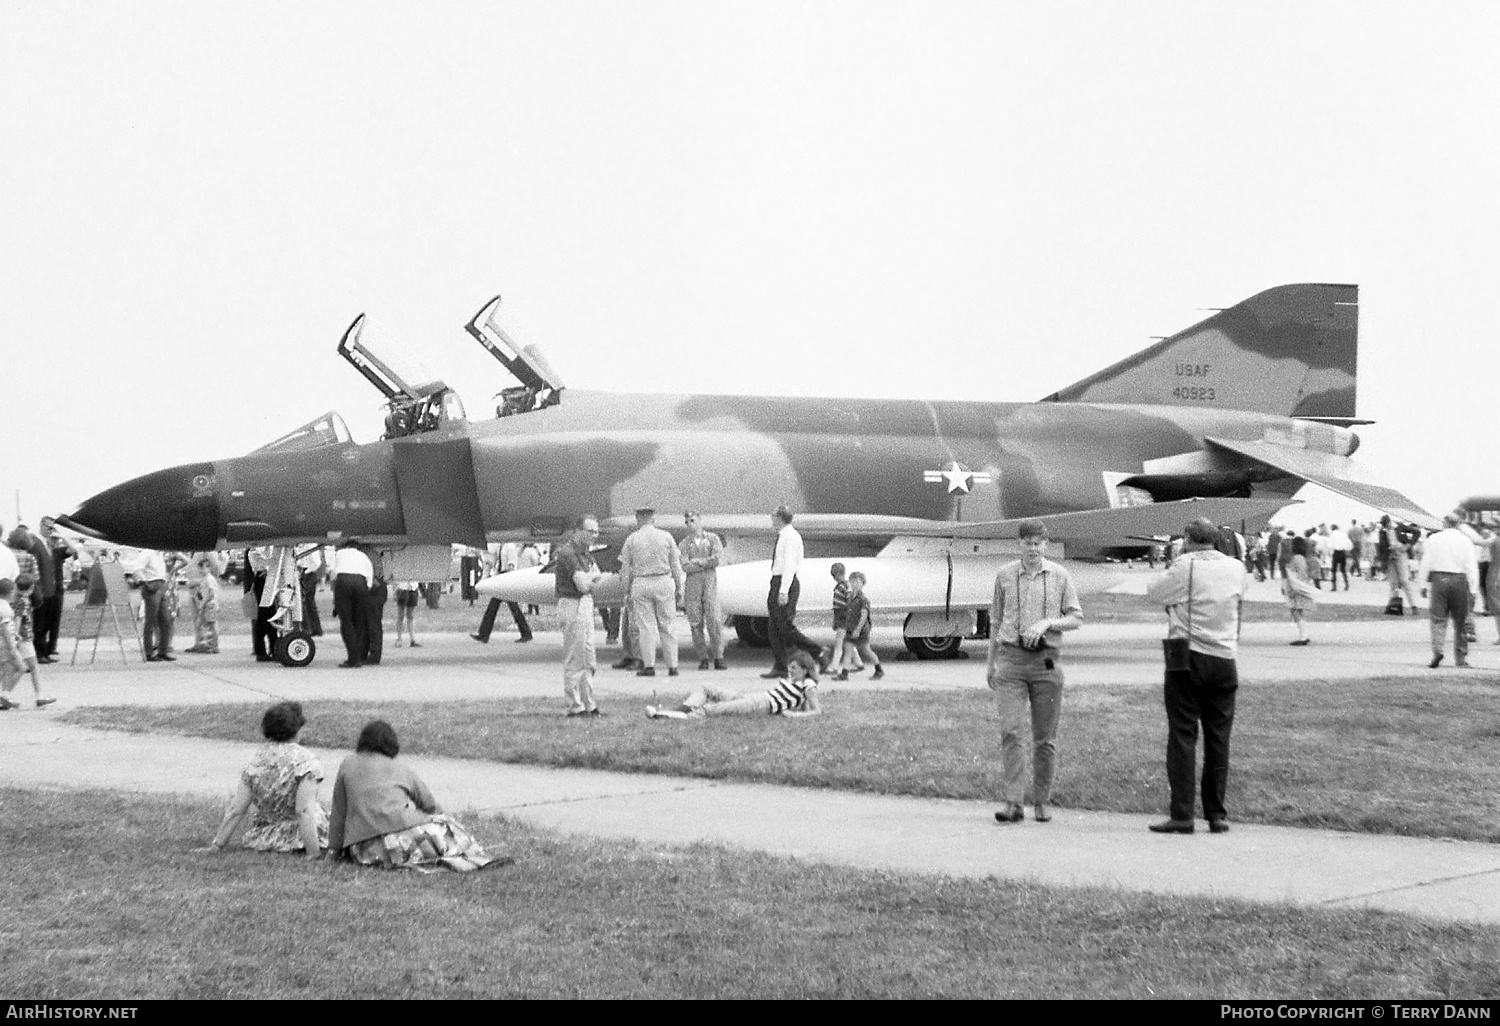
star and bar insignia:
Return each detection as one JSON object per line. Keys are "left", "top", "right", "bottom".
{"left": 923, "top": 461, "right": 992, "bottom": 494}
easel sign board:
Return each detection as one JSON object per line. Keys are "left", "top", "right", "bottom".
{"left": 85, "top": 562, "right": 134, "bottom": 606}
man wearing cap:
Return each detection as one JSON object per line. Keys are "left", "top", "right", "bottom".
{"left": 679, "top": 511, "right": 727, "bottom": 670}
{"left": 618, "top": 506, "right": 684, "bottom": 678}
{"left": 1418, "top": 513, "right": 1480, "bottom": 668}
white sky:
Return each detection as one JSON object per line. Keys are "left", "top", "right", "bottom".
{"left": 2, "top": 1, "right": 1495, "bottom": 532}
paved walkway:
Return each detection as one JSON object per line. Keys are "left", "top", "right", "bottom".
{"left": 5, "top": 600, "right": 1499, "bottom": 926}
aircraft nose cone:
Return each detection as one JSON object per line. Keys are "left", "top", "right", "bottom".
{"left": 70, "top": 462, "right": 220, "bottom": 550}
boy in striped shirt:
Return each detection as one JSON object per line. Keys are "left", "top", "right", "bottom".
{"left": 646, "top": 652, "right": 822, "bottom": 719}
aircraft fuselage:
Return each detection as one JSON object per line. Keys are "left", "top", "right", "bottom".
{"left": 66, "top": 389, "right": 1353, "bottom": 552}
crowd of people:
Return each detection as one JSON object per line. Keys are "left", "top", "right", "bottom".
{"left": 9, "top": 498, "right": 1497, "bottom": 855}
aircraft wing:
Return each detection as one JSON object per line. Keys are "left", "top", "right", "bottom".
{"left": 1204, "top": 437, "right": 1439, "bottom": 530}
{"left": 634, "top": 498, "right": 1293, "bottom": 548}
{"left": 947, "top": 497, "right": 1292, "bottom": 543}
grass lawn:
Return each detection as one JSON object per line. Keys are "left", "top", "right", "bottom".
{"left": 62, "top": 674, "right": 1500, "bottom": 843}
{"left": 3, "top": 787, "right": 1497, "bottom": 999}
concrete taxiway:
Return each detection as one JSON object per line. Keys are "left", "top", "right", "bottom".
{"left": 4, "top": 577, "right": 1497, "bottom": 926}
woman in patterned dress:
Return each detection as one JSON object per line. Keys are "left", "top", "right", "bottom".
{"left": 326, "top": 720, "right": 508, "bottom": 872}
{"left": 200, "top": 702, "right": 327, "bottom": 859}
{"left": 1281, "top": 536, "right": 1319, "bottom": 647}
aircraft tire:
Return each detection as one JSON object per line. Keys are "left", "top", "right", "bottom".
{"left": 275, "top": 630, "right": 317, "bottom": 668}
{"left": 902, "top": 629, "right": 964, "bottom": 660}
{"left": 733, "top": 615, "right": 771, "bottom": 648}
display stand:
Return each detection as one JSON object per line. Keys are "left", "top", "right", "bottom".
{"left": 69, "top": 561, "right": 141, "bottom": 665}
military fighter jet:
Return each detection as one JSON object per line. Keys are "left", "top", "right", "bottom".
{"left": 61, "top": 283, "right": 1435, "bottom": 663}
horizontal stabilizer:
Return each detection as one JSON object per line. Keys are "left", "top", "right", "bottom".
{"left": 1205, "top": 437, "right": 1438, "bottom": 529}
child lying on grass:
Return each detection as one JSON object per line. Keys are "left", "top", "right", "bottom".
{"left": 646, "top": 651, "right": 822, "bottom": 719}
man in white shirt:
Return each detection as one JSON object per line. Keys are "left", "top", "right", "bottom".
{"left": 1144, "top": 518, "right": 1250, "bottom": 834}
{"left": 134, "top": 548, "right": 175, "bottom": 662}
{"left": 764, "top": 505, "right": 825, "bottom": 679}
{"left": 1418, "top": 514, "right": 1480, "bottom": 668}
{"left": 332, "top": 539, "right": 374, "bottom": 668}
{"left": 1328, "top": 524, "right": 1352, "bottom": 591}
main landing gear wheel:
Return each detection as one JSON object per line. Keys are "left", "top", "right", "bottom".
{"left": 902, "top": 615, "right": 964, "bottom": 660}
{"left": 733, "top": 615, "right": 771, "bottom": 648}
{"left": 275, "top": 630, "right": 316, "bottom": 668}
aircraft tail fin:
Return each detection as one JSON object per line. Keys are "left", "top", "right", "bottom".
{"left": 1041, "top": 283, "right": 1359, "bottom": 419}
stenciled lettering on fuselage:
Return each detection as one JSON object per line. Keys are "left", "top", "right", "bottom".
{"left": 1171, "top": 363, "right": 1215, "bottom": 403}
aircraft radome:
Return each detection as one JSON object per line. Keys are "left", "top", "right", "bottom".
{"left": 61, "top": 283, "right": 1436, "bottom": 665}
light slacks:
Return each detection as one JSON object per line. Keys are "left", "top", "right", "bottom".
{"left": 630, "top": 575, "right": 679, "bottom": 670}
{"left": 559, "top": 595, "right": 597, "bottom": 713}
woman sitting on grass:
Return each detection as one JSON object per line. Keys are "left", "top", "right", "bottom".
{"left": 199, "top": 701, "right": 327, "bottom": 859}
{"left": 326, "top": 720, "right": 509, "bottom": 872}
{"left": 646, "top": 651, "right": 822, "bottom": 719}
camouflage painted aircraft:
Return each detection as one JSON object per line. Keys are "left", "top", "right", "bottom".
{"left": 60, "top": 282, "right": 1436, "bottom": 662}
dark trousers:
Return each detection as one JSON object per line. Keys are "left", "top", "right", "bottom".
{"left": 767, "top": 574, "right": 820, "bottom": 672}
{"left": 475, "top": 598, "right": 531, "bottom": 641}
{"left": 248, "top": 572, "right": 279, "bottom": 660}
{"left": 333, "top": 573, "right": 369, "bottom": 666}
{"left": 364, "top": 581, "right": 387, "bottom": 664}
{"left": 1428, "top": 572, "right": 1471, "bottom": 662}
{"left": 140, "top": 580, "right": 173, "bottom": 659}
{"left": 1331, "top": 551, "right": 1350, "bottom": 590}
{"left": 461, "top": 556, "right": 480, "bottom": 604}
{"left": 300, "top": 572, "right": 323, "bottom": 636}
{"left": 1163, "top": 651, "right": 1238, "bottom": 822}
{"left": 37, "top": 592, "right": 62, "bottom": 657}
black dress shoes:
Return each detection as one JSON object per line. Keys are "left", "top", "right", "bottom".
{"left": 994, "top": 803, "right": 1024, "bottom": 824}
{"left": 1148, "top": 818, "right": 1195, "bottom": 834}
{"left": 1208, "top": 819, "right": 1231, "bottom": 834}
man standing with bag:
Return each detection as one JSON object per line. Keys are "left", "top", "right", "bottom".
{"left": 1145, "top": 518, "right": 1250, "bottom": 835}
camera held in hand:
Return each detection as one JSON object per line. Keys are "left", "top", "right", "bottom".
{"left": 1017, "top": 630, "right": 1049, "bottom": 652}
